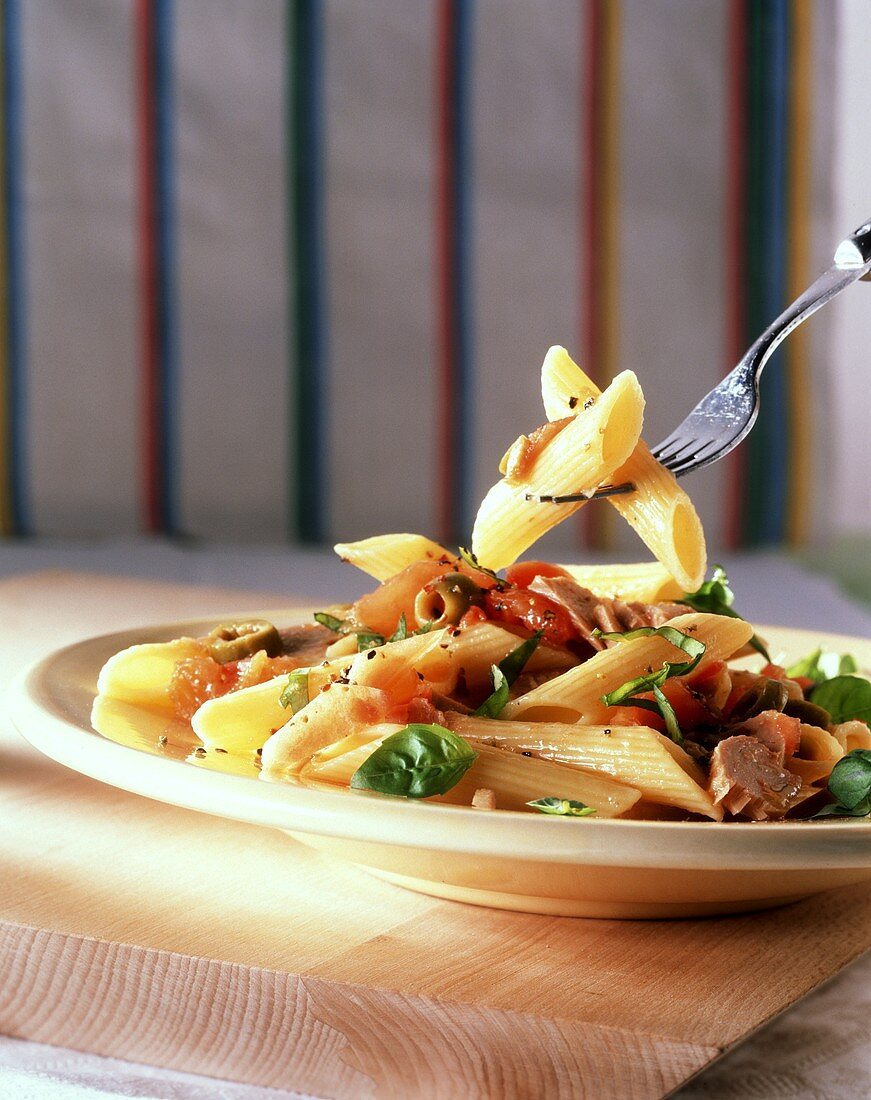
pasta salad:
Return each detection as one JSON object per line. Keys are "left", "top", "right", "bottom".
{"left": 95, "top": 347, "right": 871, "bottom": 822}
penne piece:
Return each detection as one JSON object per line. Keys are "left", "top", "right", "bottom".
{"left": 503, "top": 612, "right": 753, "bottom": 724}
{"left": 333, "top": 533, "right": 450, "bottom": 581}
{"left": 471, "top": 370, "right": 645, "bottom": 570}
{"left": 446, "top": 715, "right": 722, "bottom": 820}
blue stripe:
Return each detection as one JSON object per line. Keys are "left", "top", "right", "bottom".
{"left": 3, "top": 0, "right": 27, "bottom": 534}
{"left": 758, "top": 0, "right": 789, "bottom": 543}
{"left": 452, "top": 0, "right": 474, "bottom": 538}
{"left": 154, "top": 0, "right": 178, "bottom": 533}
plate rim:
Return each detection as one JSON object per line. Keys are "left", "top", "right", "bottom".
{"left": 10, "top": 613, "right": 871, "bottom": 872}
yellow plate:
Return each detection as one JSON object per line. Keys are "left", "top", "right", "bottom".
{"left": 11, "top": 615, "right": 871, "bottom": 919}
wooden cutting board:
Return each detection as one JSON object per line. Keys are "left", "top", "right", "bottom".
{"left": 2, "top": 570, "right": 871, "bottom": 1100}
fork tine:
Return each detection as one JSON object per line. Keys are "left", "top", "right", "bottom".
{"left": 654, "top": 436, "right": 698, "bottom": 464}
{"left": 665, "top": 439, "right": 729, "bottom": 476}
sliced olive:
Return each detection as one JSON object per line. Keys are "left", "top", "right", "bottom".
{"left": 728, "top": 677, "right": 790, "bottom": 723}
{"left": 413, "top": 573, "right": 483, "bottom": 627}
{"left": 205, "top": 620, "right": 282, "bottom": 663}
{"left": 784, "top": 698, "right": 832, "bottom": 728}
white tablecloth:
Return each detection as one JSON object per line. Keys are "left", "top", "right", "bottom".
{"left": 3, "top": 542, "right": 871, "bottom": 1100}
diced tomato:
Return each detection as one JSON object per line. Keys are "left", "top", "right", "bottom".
{"left": 483, "top": 586, "right": 576, "bottom": 648}
{"left": 792, "top": 675, "right": 815, "bottom": 695}
{"left": 504, "top": 561, "right": 571, "bottom": 588}
{"left": 761, "top": 662, "right": 787, "bottom": 680}
{"left": 611, "top": 704, "right": 666, "bottom": 732}
{"left": 659, "top": 678, "right": 716, "bottom": 729}
{"left": 458, "top": 605, "right": 488, "bottom": 629}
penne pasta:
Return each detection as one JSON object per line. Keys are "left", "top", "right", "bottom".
{"left": 503, "top": 613, "right": 753, "bottom": 723}
{"left": 346, "top": 629, "right": 454, "bottom": 699}
{"left": 333, "top": 533, "right": 450, "bottom": 581}
{"left": 444, "top": 621, "right": 575, "bottom": 692}
{"left": 555, "top": 561, "right": 684, "bottom": 603}
{"left": 262, "top": 685, "right": 402, "bottom": 777}
{"left": 540, "top": 346, "right": 706, "bottom": 591}
{"left": 471, "top": 370, "right": 645, "bottom": 571}
{"left": 446, "top": 715, "right": 721, "bottom": 820}
{"left": 96, "top": 637, "right": 204, "bottom": 711}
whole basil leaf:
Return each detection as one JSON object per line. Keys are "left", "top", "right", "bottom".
{"left": 678, "top": 565, "right": 770, "bottom": 661}
{"left": 527, "top": 797, "right": 597, "bottom": 817}
{"left": 827, "top": 748, "right": 871, "bottom": 809}
{"left": 786, "top": 648, "right": 858, "bottom": 684}
{"left": 279, "top": 669, "right": 309, "bottom": 712}
{"left": 813, "top": 748, "right": 871, "bottom": 818}
{"left": 815, "top": 796, "right": 871, "bottom": 818}
{"left": 350, "top": 723, "right": 477, "bottom": 798}
{"left": 810, "top": 676, "right": 871, "bottom": 726}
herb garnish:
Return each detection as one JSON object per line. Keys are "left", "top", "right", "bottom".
{"left": 355, "top": 631, "right": 386, "bottom": 652}
{"left": 593, "top": 625, "right": 707, "bottom": 744}
{"left": 279, "top": 669, "right": 309, "bottom": 712}
{"left": 810, "top": 676, "right": 871, "bottom": 726}
{"left": 678, "top": 566, "right": 770, "bottom": 661}
{"left": 457, "top": 546, "right": 505, "bottom": 588}
{"left": 527, "top": 797, "right": 597, "bottom": 817}
{"left": 350, "top": 723, "right": 477, "bottom": 798}
{"left": 814, "top": 749, "right": 871, "bottom": 818}
{"left": 787, "top": 649, "right": 858, "bottom": 685}
{"left": 389, "top": 613, "right": 409, "bottom": 642}
{"left": 314, "top": 611, "right": 347, "bottom": 633}
{"left": 473, "top": 630, "right": 543, "bottom": 718}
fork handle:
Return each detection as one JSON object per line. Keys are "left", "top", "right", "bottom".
{"left": 738, "top": 216, "right": 871, "bottom": 387}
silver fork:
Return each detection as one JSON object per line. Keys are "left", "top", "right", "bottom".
{"left": 533, "top": 216, "right": 871, "bottom": 504}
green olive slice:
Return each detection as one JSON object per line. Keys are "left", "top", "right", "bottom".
{"left": 205, "top": 620, "right": 282, "bottom": 663}
{"left": 413, "top": 573, "right": 482, "bottom": 627}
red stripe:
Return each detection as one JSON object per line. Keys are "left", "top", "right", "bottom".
{"left": 580, "top": 0, "right": 603, "bottom": 548}
{"left": 723, "top": 0, "right": 747, "bottom": 549}
{"left": 136, "top": 0, "right": 160, "bottom": 532}
{"left": 435, "top": 0, "right": 457, "bottom": 543}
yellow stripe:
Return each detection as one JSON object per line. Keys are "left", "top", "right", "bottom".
{"left": 0, "top": 7, "right": 12, "bottom": 536}
{"left": 594, "top": 0, "right": 621, "bottom": 550}
{"left": 786, "top": 0, "right": 812, "bottom": 546}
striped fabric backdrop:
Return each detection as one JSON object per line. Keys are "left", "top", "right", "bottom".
{"left": 0, "top": 0, "right": 846, "bottom": 552}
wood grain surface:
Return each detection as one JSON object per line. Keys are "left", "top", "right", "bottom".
{"left": 2, "top": 571, "right": 871, "bottom": 1099}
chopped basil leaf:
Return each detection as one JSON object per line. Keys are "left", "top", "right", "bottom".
{"left": 472, "top": 630, "right": 543, "bottom": 718}
{"left": 350, "top": 723, "right": 477, "bottom": 798}
{"left": 786, "top": 648, "right": 859, "bottom": 684}
{"left": 356, "top": 631, "right": 386, "bottom": 652}
{"left": 314, "top": 611, "right": 347, "bottom": 633}
{"left": 389, "top": 613, "right": 408, "bottom": 643}
{"left": 810, "top": 676, "right": 871, "bottom": 726}
{"left": 413, "top": 620, "right": 435, "bottom": 635}
{"left": 527, "top": 797, "right": 597, "bottom": 817}
{"left": 279, "top": 669, "right": 309, "bottom": 712}
{"left": 678, "top": 565, "right": 770, "bottom": 661}
{"left": 594, "top": 625, "right": 706, "bottom": 744}
{"left": 457, "top": 546, "right": 504, "bottom": 587}
{"left": 813, "top": 749, "right": 871, "bottom": 818}
{"left": 498, "top": 629, "right": 543, "bottom": 684}
{"left": 473, "top": 666, "right": 509, "bottom": 718}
